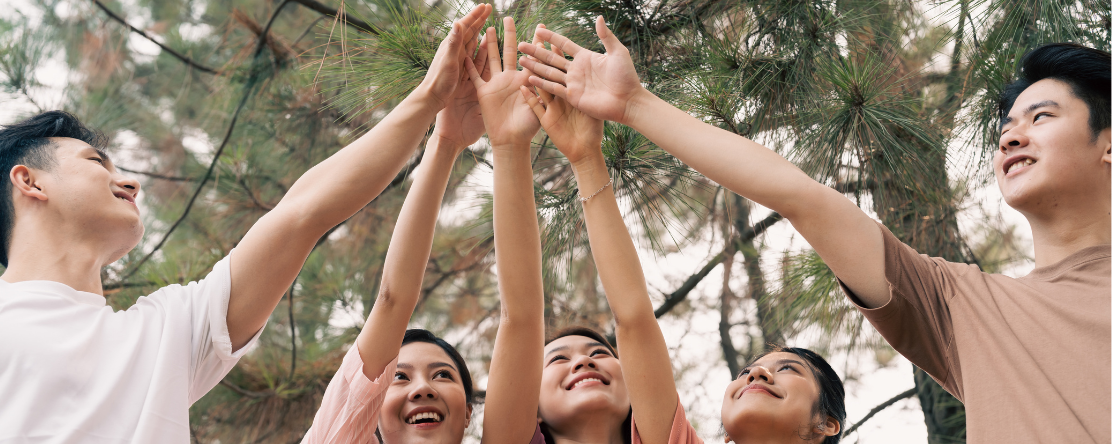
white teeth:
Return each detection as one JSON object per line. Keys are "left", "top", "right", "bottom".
{"left": 406, "top": 412, "right": 442, "bottom": 424}
{"left": 571, "top": 378, "right": 602, "bottom": 389}
{"left": 1006, "top": 158, "right": 1035, "bottom": 174}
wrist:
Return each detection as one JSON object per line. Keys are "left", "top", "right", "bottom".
{"left": 622, "top": 86, "right": 657, "bottom": 128}
{"left": 408, "top": 84, "right": 448, "bottom": 115}
{"left": 570, "top": 152, "right": 607, "bottom": 175}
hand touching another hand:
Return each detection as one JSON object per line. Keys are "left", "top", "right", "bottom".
{"left": 416, "top": 4, "right": 491, "bottom": 111}
{"left": 518, "top": 28, "right": 604, "bottom": 166}
{"left": 465, "top": 17, "right": 541, "bottom": 149}
{"left": 433, "top": 30, "right": 491, "bottom": 153}
{"left": 517, "top": 17, "right": 646, "bottom": 126}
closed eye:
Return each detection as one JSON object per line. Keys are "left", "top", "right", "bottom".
{"left": 89, "top": 157, "right": 106, "bottom": 165}
{"left": 590, "top": 349, "right": 611, "bottom": 358}
{"left": 547, "top": 355, "right": 568, "bottom": 365}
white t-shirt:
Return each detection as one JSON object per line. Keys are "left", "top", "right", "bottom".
{"left": 0, "top": 254, "right": 264, "bottom": 443}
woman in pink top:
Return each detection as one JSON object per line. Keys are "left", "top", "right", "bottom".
{"left": 517, "top": 21, "right": 848, "bottom": 444}
{"left": 303, "top": 8, "right": 550, "bottom": 444}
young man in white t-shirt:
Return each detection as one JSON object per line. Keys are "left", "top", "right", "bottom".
{"left": 0, "top": 9, "right": 487, "bottom": 442}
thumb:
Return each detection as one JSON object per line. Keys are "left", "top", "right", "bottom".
{"left": 595, "top": 16, "right": 622, "bottom": 53}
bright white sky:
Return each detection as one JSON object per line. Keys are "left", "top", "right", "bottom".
{"left": 0, "top": 0, "right": 1035, "bottom": 442}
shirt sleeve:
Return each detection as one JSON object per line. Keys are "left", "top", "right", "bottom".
{"left": 631, "top": 402, "right": 703, "bottom": 444}
{"left": 837, "top": 222, "right": 965, "bottom": 399}
{"left": 302, "top": 345, "right": 397, "bottom": 444}
{"left": 184, "top": 252, "right": 267, "bottom": 404}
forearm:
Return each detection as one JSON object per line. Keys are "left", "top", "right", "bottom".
{"left": 624, "top": 90, "right": 890, "bottom": 307}
{"left": 482, "top": 144, "right": 545, "bottom": 444}
{"left": 571, "top": 153, "right": 678, "bottom": 444}
{"left": 277, "top": 89, "right": 441, "bottom": 233}
{"left": 355, "top": 136, "right": 459, "bottom": 379}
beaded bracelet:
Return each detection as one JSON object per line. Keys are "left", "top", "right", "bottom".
{"left": 578, "top": 178, "right": 613, "bottom": 203}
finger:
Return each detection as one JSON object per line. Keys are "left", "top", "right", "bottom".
{"left": 517, "top": 42, "right": 568, "bottom": 71}
{"left": 595, "top": 16, "right": 624, "bottom": 54}
{"left": 464, "top": 28, "right": 478, "bottom": 60}
{"left": 519, "top": 57, "right": 567, "bottom": 84}
{"left": 529, "top": 75, "right": 568, "bottom": 100}
{"left": 474, "top": 39, "right": 489, "bottom": 78}
{"left": 520, "top": 86, "right": 546, "bottom": 119}
{"left": 484, "top": 27, "right": 501, "bottom": 74}
{"left": 462, "top": 4, "right": 490, "bottom": 42}
{"left": 532, "top": 24, "right": 544, "bottom": 49}
{"left": 465, "top": 56, "right": 485, "bottom": 88}
{"left": 502, "top": 17, "right": 517, "bottom": 73}
{"left": 534, "top": 27, "right": 584, "bottom": 55}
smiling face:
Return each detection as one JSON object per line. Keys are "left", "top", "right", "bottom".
{"left": 994, "top": 78, "right": 1112, "bottom": 218}
{"left": 538, "top": 335, "right": 629, "bottom": 432}
{"left": 378, "top": 342, "right": 472, "bottom": 444}
{"left": 721, "top": 352, "right": 836, "bottom": 443}
{"left": 19, "top": 137, "right": 143, "bottom": 263}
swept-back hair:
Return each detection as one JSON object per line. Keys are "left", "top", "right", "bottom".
{"left": 998, "top": 43, "right": 1111, "bottom": 139}
{"left": 541, "top": 326, "right": 631, "bottom": 444}
{"left": 0, "top": 111, "right": 108, "bottom": 267}
{"left": 746, "top": 346, "right": 846, "bottom": 444}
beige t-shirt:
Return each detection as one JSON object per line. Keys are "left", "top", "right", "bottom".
{"left": 841, "top": 225, "right": 1110, "bottom": 443}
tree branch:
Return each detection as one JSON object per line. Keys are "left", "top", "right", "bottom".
{"left": 654, "top": 212, "right": 784, "bottom": 318}
{"left": 844, "top": 387, "right": 917, "bottom": 436}
{"left": 92, "top": 0, "right": 219, "bottom": 74}
{"left": 117, "top": 166, "right": 195, "bottom": 182}
{"left": 289, "top": 0, "right": 378, "bottom": 35}
{"left": 218, "top": 379, "right": 273, "bottom": 398}
{"left": 120, "top": 1, "right": 294, "bottom": 281}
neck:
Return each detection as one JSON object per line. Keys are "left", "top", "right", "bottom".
{"left": 732, "top": 428, "right": 815, "bottom": 444}
{"left": 1024, "top": 204, "right": 1111, "bottom": 268}
{"left": 1, "top": 223, "right": 107, "bottom": 295}
{"left": 548, "top": 411, "right": 626, "bottom": 444}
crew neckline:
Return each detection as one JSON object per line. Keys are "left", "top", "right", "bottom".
{"left": 0, "top": 279, "right": 107, "bottom": 307}
{"left": 1023, "top": 243, "right": 1111, "bottom": 281}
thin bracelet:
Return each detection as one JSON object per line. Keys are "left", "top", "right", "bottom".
{"left": 578, "top": 178, "right": 613, "bottom": 203}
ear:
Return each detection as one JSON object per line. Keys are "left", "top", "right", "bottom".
{"left": 820, "top": 415, "right": 842, "bottom": 437}
{"left": 723, "top": 433, "right": 732, "bottom": 443}
{"left": 1100, "top": 127, "right": 1111, "bottom": 165}
{"left": 10, "top": 165, "right": 48, "bottom": 202}
{"left": 464, "top": 403, "right": 474, "bottom": 428}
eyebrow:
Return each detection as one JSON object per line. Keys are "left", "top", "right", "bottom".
{"left": 396, "top": 362, "right": 458, "bottom": 372}
{"left": 743, "top": 358, "right": 807, "bottom": 372}
{"left": 1001, "top": 100, "right": 1060, "bottom": 128}
{"left": 81, "top": 146, "right": 113, "bottom": 164}
{"left": 544, "top": 342, "right": 608, "bottom": 356}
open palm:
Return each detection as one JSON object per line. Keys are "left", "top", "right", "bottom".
{"left": 466, "top": 18, "right": 540, "bottom": 148}
{"left": 520, "top": 83, "right": 603, "bottom": 164}
{"left": 435, "top": 37, "right": 489, "bottom": 151}
{"left": 518, "top": 17, "right": 645, "bottom": 125}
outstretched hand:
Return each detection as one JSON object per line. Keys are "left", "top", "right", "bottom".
{"left": 518, "top": 28, "right": 604, "bottom": 165}
{"left": 465, "top": 17, "right": 541, "bottom": 149}
{"left": 433, "top": 29, "right": 491, "bottom": 152}
{"left": 418, "top": 4, "right": 491, "bottom": 110}
{"left": 517, "top": 17, "right": 645, "bottom": 126}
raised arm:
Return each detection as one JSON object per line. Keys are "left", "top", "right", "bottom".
{"left": 465, "top": 18, "right": 546, "bottom": 444}
{"left": 518, "top": 19, "right": 889, "bottom": 308}
{"left": 223, "top": 5, "right": 491, "bottom": 350}
{"left": 518, "top": 36, "right": 678, "bottom": 444}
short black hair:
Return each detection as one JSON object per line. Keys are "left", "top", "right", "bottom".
{"left": 998, "top": 43, "right": 1111, "bottom": 138}
{"left": 0, "top": 111, "right": 108, "bottom": 267}
{"left": 746, "top": 346, "right": 846, "bottom": 444}
{"left": 401, "top": 328, "right": 475, "bottom": 403}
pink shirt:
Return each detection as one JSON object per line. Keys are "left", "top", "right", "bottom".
{"left": 302, "top": 346, "right": 397, "bottom": 444}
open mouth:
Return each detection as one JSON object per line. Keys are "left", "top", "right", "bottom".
{"left": 566, "top": 373, "right": 610, "bottom": 390}
{"left": 1004, "top": 157, "right": 1036, "bottom": 175}
{"left": 405, "top": 411, "right": 443, "bottom": 425}
{"left": 114, "top": 191, "right": 136, "bottom": 205}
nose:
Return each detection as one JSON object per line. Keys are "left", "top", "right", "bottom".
{"left": 745, "top": 365, "right": 774, "bottom": 384}
{"left": 409, "top": 379, "right": 439, "bottom": 401}
{"left": 999, "top": 126, "right": 1030, "bottom": 154}
{"left": 571, "top": 354, "right": 598, "bottom": 372}
{"left": 115, "top": 173, "right": 141, "bottom": 197}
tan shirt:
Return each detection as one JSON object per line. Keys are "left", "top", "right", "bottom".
{"left": 841, "top": 225, "right": 1110, "bottom": 443}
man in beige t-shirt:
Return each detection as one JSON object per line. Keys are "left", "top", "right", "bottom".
{"left": 839, "top": 44, "right": 1111, "bottom": 442}
{"left": 516, "top": 29, "right": 1110, "bottom": 441}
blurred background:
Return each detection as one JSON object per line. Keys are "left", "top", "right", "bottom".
{"left": 0, "top": 0, "right": 1106, "bottom": 442}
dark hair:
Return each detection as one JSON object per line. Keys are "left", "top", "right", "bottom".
{"left": 998, "top": 43, "right": 1111, "bottom": 139}
{"left": 746, "top": 346, "right": 846, "bottom": 444}
{"left": 401, "top": 328, "right": 475, "bottom": 404}
{"left": 0, "top": 111, "right": 108, "bottom": 267}
{"left": 540, "top": 326, "right": 631, "bottom": 444}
